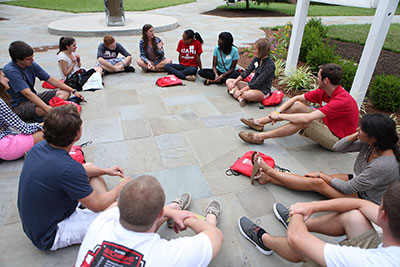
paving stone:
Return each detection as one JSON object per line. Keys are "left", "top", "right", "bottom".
{"left": 0, "top": 159, "right": 24, "bottom": 178}
{"left": 122, "top": 119, "right": 152, "bottom": 140}
{"left": 202, "top": 113, "right": 245, "bottom": 128}
{"left": 203, "top": 169, "right": 254, "bottom": 196}
{"left": 236, "top": 187, "right": 277, "bottom": 219}
{"left": 0, "top": 176, "right": 19, "bottom": 226}
{"left": 43, "top": 245, "right": 80, "bottom": 267}
{"left": 145, "top": 165, "right": 213, "bottom": 204}
{"left": 189, "top": 101, "right": 221, "bottom": 118}
{"left": 0, "top": 222, "right": 43, "bottom": 264}
{"left": 163, "top": 94, "right": 209, "bottom": 106}
{"left": 104, "top": 89, "right": 139, "bottom": 107}
{"left": 155, "top": 133, "right": 185, "bottom": 150}
{"left": 166, "top": 103, "right": 194, "bottom": 115}
{"left": 94, "top": 138, "right": 163, "bottom": 176}
{"left": 80, "top": 117, "right": 124, "bottom": 145}
{"left": 4, "top": 190, "right": 20, "bottom": 225}
{"left": 159, "top": 147, "right": 196, "bottom": 169}
{"left": 149, "top": 112, "right": 206, "bottom": 135}
{"left": 184, "top": 126, "right": 250, "bottom": 172}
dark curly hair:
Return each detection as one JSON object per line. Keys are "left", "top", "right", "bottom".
{"left": 361, "top": 113, "right": 400, "bottom": 163}
{"left": 43, "top": 105, "right": 82, "bottom": 147}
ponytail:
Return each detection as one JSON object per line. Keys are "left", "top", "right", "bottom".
{"left": 58, "top": 36, "right": 75, "bottom": 55}
{"left": 183, "top": 29, "right": 203, "bottom": 44}
{"left": 194, "top": 32, "right": 204, "bottom": 44}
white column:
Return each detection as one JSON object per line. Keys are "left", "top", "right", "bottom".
{"left": 284, "top": 0, "right": 310, "bottom": 76}
{"left": 350, "top": 0, "right": 399, "bottom": 107}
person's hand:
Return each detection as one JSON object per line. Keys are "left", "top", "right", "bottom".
{"left": 215, "top": 75, "right": 223, "bottom": 82}
{"left": 157, "top": 41, "right": 164, "bottom": 50}
{"left": 73, "top": 91, "right": 84, "bottom": 100}
{"left": 76, "top": 54, "right": 81, "bottom": 63}
{"left": 107, "top": 166, "right": 125, "bottom": 177}
{"left": 233, "top": 89, "right": 241, "bottom": 98}
{"left": 118, "top": 176, "right": 132, "bottom": 188}
{"left": 269, "top": 111, "right": 279, "bottom": 124}
{"left": 169, "top": 210, "right": 195, "bottom": 233}
{"left": 289, "top": 202, "right": 313, "bottom": 221}
{"left": 304, "top": 172, "right": 320, "bottom": 178}
{"left": 45, "top": 105, "right": 52, "bottom": 113}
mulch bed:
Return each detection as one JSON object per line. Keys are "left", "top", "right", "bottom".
{"left": 33, "top": 45, "right": 59, "bottom": 53}
{"left": 0, "top": 17, "right": 9, "bottom": 21}
{"left": 237, "top": 28, "right": 400, "bottom": 121}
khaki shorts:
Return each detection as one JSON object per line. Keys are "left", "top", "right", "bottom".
{"left": 299, "top": 118, "right": 339, "bottom": 151}
{"left": 302, "top": 228, "right": 381, "bottom": 267}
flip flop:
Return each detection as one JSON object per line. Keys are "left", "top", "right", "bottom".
{"left": 250, "top": 155, "right": 261, "bottom": 185}
{"left": 251, "top": 151, "right": 259, "bottom": 165}
{"left": 204, "top": 79, "right": 210, "bottom": 86}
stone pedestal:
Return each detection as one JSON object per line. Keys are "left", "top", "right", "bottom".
{"left": 105, "top": 0, "right": 125, "bottom": 26}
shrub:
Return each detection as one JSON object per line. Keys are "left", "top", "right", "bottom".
{"left": 334, "top": 58, "right": 358, "bottom": 92}
{"left": 305, "top": 18, "right": 327, "bottom": 38}
{"left": 279, "top": 65, "right": 316, "bottom": 91}
{"left": 369, "top": 74, "right": 400, "bottom": 112}
{"left": 306, "top": 42, "right": 338, "bottom": 71}
{"left": 299, "top": 18, "right": 327, "bottom": 62}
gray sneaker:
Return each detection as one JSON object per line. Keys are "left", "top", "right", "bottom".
{"left": 204, "top": 200, "right": 221, "bottom": 223}
{"left": 167, "top": 192, "right": 192, "bottom": 228}
{"left": 273, "top": 202, "right": 290, "bottom": 229}
{"left": 238, "top": 216, "right": 272, "bottom": 255}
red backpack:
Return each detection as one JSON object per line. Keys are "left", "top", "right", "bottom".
{"left": 156, "top": 75, "right": 183, "bottom": 87}
{"left": 228, "top": 151, "right": 275, "bottom": 177}
{"left": 69, "top": 141, "right": 92, "bottom": 164}
{"left": 262, "top": 90, "right": 284, "bottom": 106}
{"left": 49, "top": 96, "right": 82, "bottom": 113}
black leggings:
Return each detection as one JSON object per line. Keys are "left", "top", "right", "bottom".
{"left": 198, "top": 68, "right": 240, "bottom": 83}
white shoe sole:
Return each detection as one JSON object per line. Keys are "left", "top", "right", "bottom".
{"left": 273, "top": 203, "right": 288, "bottom": 229}
{"left": 237, "top": 217, "right": 273, "bottom": 256}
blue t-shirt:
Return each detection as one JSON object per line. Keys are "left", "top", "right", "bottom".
{"left": 213, "top": 46, "right": 239, "bottom": 73}
{"left": 3, "top": 61, "right": 50, "bottom": 108}
{"left": 17, "top": 141, "right": 93, "bottom": 250}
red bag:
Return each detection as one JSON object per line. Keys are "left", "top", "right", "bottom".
{"left": 229, "top": 151, "right": 275, "bottom": 177}
{"left": 69, "top": 141, "right": 92, "bottom": 164}
{"left": 69, "top": 146, "right": 85, "bottom": 164}
{"left": 49, "top": 96, "right": 81, "bottom": 113}
{"left": 262, "top": 90, "right": 284, "bottom": 106}
{"left": 156, "top": 75, "right": 183, "bottom": 87}
{"left": 42, "top": 80, "right": 64, "bottom": 89}
{"left": 243, "top": 72, "right": 254, "bottom": 82}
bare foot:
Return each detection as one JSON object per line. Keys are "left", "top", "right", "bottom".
{"left": 257, "top": 172, "right": 273, "bottom": 184}
{"left": 254, "top": 153, "right": 274, "bottom": 175}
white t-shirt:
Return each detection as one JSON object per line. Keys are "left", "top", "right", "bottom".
{"left": 75, "top": 207, "right": 213, "bottom": 267}
{"left": 324, "top": 243, "right": 400, "bottom": 267}
{"left": 57, "top": 51, "right": 79, "bottom": 80}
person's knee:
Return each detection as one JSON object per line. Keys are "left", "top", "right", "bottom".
{"left": 289, "top": 101, "right": 309, "bottom": 113}
{"left": 341, "top": 209, "right": 368, "bottom": 226}
{"left": 309, "top": 178, "right": 326, "bottom": 190}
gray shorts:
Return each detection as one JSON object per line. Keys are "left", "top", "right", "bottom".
{"left": 13, "top": 90, "right": 57, "bottom": 121}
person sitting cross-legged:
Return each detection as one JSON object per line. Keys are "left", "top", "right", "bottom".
{"left": 238, "top": 181, "right": 400, "bottom": 267}
{"left": 17, "top": 105, "right": 131, "bottom": 250}
{"left": 239, "top": 63, "right": 359, "bottom": 151}
{"left": 75, "top": 175, "right": 224, "bottom": 267}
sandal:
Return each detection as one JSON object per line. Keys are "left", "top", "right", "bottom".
{"left": 204, "top": 79, "right": 210, "bottom": 86}
{"left": 250, "top": 153, "right": 262, "bottom": 185}
{"left": 228, "top": 87, "right": 236, "bottom": 95}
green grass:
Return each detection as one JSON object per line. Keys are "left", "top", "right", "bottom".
{"left": 218, "top": 2, "right": 400, "bottom": 16}
{"left": 1, "top": 0, "right": 195, "bottom": 13}
{"left": 327, "top": 23, "right": 400, "bottom": 53}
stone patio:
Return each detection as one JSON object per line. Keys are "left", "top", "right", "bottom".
{"left": 0, "top": 0, "right": 393, "bottom": 266}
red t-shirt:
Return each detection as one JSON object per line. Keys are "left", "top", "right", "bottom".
{"left": 304, "top": 86, "right": 359, "bottom": 138}
{"left": 176, "top": 39, "right": 203, "bottom": 67}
